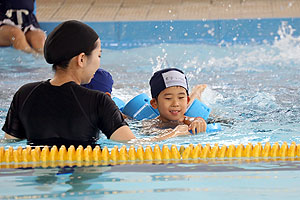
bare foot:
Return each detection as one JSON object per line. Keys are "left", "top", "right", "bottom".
{"left": 188, "top": 84, "right": 207, "bottom": 106}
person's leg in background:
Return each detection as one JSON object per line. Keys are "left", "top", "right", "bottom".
{"left": 0, "top": 25, "right": 35, "bottom": 53}
{"left": 25, "top": 29, "right": 46, "bottom": 54}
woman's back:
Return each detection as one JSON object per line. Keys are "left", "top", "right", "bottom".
{"left": 3, "top": 80, "right": 126, "bottom": 147}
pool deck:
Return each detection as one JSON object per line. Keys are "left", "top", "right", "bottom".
{"left": 36, "top": 0, "right": 300, "bottom": 22}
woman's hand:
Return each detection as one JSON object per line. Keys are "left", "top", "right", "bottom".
{"left": 189, "top": 117, "right": 207, "bottom": 134}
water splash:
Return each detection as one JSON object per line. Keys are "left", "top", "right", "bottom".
{"left": 201, "top": 87, "right": 223, "bottom": 106}
{"left": 181, "top": 21, "right": 300, "bottom": 73}
{"left": 151, "top": 50, "right": 169, "bottom": 74}
{"left": 273, "top": 21, "right": 300, "bottom": 61}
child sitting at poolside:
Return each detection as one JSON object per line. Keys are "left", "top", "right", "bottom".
{"left": 147, "top": 68, "right": 207, "bottom": 135}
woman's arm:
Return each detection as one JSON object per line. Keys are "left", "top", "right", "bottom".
{"left": 4, "top": 133, "right": 20, "bottom": 139}
{"left": 110, "top": 126, "right": 136, "bottom": 142}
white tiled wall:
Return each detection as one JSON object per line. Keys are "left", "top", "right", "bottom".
{"left": 36, "top": 0, "right": 300, "bottom": 21}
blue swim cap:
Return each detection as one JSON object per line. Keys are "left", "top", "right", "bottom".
{"left": 82, "top": 68, "right": 114, "bottom": 94}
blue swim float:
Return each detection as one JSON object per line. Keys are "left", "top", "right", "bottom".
{"left": 121, "top": 93, "right": 222, "bottom": 133}
{"left": 122, "top": 93, "right": 159, "bottom": 120}
{"left": 185, "top": 99, "right": 211, "bottom": 120}
{"left": 112, "top": 97, "right": 125, "bottom": 111}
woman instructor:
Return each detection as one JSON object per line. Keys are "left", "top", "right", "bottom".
{"left": 2, "top": 20, "right": 135, "bottom": 147}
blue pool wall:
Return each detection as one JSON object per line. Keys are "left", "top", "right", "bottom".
{"left": 40, "top": 18, "right": 300, "bottom": 49}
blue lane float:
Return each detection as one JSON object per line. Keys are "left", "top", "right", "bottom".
{"left": 119, "top": 93, "right": 222, "bottom": 133}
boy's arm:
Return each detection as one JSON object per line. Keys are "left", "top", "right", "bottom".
{"left": 112, "top": 125, "right": 190, "bottom": 144}
{"left": 153, "top": 125, "right": 190, "bottom": 140}
{"left": 129, "top": 125, "right": 190, "bottom": 144}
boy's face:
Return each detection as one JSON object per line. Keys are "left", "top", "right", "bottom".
{"left": 151, "top": 86, "right": 189, "bottom": 122}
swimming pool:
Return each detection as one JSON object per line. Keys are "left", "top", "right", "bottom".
{"left": 1, "top": 18, "right": 300, "bottom": 199}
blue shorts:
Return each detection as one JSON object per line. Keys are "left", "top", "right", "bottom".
{"left": 0, "top": 9, "right": 40, "bottom": 33}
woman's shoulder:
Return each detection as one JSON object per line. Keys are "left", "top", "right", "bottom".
{"left": 11, "top": 81, "right": 46, "bottom": 102}
{"left": 18, "top": 81, "right": 46, "bottom": 92}
{"left": 74, "top": 84, "right": 106, "bottom": 96}
{"left": 72, "top": 84, "right": 111, "bottom": 103}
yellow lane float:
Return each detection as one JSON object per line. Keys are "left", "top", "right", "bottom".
{"left": 0, "top": 142, "right": 299, "bottom": 169}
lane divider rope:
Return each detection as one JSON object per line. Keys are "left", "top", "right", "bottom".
{"left": 0, "top": 141, "right": 299, "bottom": 168}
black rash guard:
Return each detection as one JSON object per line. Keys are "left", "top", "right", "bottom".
{"left": 2, "top": 80, "right": 128, "bottom": 147}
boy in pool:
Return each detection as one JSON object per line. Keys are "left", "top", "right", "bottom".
{"left": 83, "top": 67, "right": 202, "bottom": 136}
{"left": 81, "top": 68, "right": 127, "bottom": 117}
{"left": 149, "top": 68, "right": 207, "bottom": 134}
{"left": 81, "top": 68, "right": 114, "bottom": 97}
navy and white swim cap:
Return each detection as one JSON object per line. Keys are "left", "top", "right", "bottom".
{"left": 149, "top": 68, "right": 189, "bottom": 98}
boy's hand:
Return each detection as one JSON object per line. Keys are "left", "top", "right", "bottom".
{"left": 173, "top": 125, "right": 190, "bottom": 136}
{"left": 189, "top": 117, "right": 207, "bottom": 134}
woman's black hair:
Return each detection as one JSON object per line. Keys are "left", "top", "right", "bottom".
{"left": 52, "top": 41, "right": 98, "bottom": 71}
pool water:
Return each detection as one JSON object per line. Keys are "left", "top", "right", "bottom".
{"left": 0, "top": 21, "right": 300, "bottom": 199}
{"left": 1, "top": 22, "right": 300, "bottom": 148}
{"left": 0, "top": 162, "right": 300, "bottom": 199}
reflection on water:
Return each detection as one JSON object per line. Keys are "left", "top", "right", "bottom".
{"left": 0, "top": 166, "right": 109, "bottom": 199}
{"left": 1, "top": 161, "right": 300, "bottom": 199}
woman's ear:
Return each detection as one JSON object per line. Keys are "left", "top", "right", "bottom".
{"left": 187, "top": 96, "right": 190, "bottom": 104}
{"left": 77, "top": 53, "right": 86, "bottom": 68}
{"left": 150, "top": 98, "right": 158, "bottom": 109}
